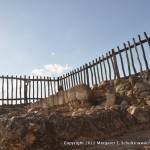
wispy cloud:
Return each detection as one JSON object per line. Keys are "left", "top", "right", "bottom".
{"left": 31, "top": 64, "right": 71, "bottom": 77}
{"left": 51, "top": 52, "right": 55, "bottom": 56}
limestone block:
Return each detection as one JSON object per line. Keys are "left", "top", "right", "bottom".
{"left": 67, "top": 87, "right": 76, "bottom": 102}
{"left": 75, "top": 84, "right": 91, "bottom": 101}
{"left": 57, "top": 91, "right": 64, "bottom": 105}
{"left": 91, "top": 86, "right": 105, "bottom": 98}
{"left": 47, "top": 95, "right": 54, "bottom": 107}
{"left": 41, "top": 99, "right": 48, "bottom": 109}
{"left": 64, "top": 91, "right": 69, "bottom": 104}
{"left": 53, "top": 94, "right": 58, "bottom": 106}
{"left": 105, "top": 92, "right": 116, "bottom": 108}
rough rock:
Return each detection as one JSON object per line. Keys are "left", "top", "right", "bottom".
{"left": 0, "top": 104, "right": 145, "bottom": 150}
{"left": 105, "top": 92, "right": 116, "bottom": 108}
{"left": 128, "top": 105, "right": 150, "bottom": 123}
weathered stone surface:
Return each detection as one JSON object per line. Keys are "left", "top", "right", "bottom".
{"left": 128, "top": 106, "right": 150, "bottom": 123}
{"left": 0, "top": 102, "right": 150, "bottom": 150}
{"left": 47, "top": 95, "right": 54, "bottom": 107}
{"left": 57, "top": 91, "right": 64, "bottom": 105}
{"left": 75, "top": 84, "right": 91, "bottom": 101}
{"left": 63, "top": 91, "right": 69, "bottom": 104}
{"left": 116, "top": 81, "right": 132, "bottom": 94}
{"left": 120, "top": 100, "right": 129, "bottom": 108}
{"left": 41, "top": 99, "right": 49, "bottom": 109}
{"left": 67, "top": 87, "right": 76, "bottom": 102}
{"left": 91, "top": 85, "right": 105, "bottom": 98}
{"left": 53, "top": 94, "right": 58, "bottom": 106}
{"left": 105, "top": 92, "right": 116, "bottom": 108}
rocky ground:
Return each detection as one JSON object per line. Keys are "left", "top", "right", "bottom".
{"left": 0, "top": 70, "right": 150, "bottom": 150}
{"left": 0, "top": 104, "right": 150, "bottom": 150}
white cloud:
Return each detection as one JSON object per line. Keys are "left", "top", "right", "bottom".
{"left": 51, "top": 52, "right": 55, "bottom": 56}
{"left": 31, "top": 69, "right": 52, "bottom": 77}
{"left": 31, "top": 64, "right": 71, "bottom": 77}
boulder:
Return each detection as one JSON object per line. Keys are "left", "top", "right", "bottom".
{"left": 128, "top": 106, "right": 150, "bottom": 123}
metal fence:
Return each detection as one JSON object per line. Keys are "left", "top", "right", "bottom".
{"left": 0, "top": 76, "right": 58, "bottom": 105}
{"left": 58, "top": 32, "right": 150, "bottom": 89}
{"left": 0, "top": 32, "right": 150, "bottom": 105}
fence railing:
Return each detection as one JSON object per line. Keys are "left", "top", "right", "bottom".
{"left": 58, "top": 32, "right": 150, "bottom": 89}
{"left": 0, "top": 32, "right": 150, "bottom": 105}
{"left": 0, "top": 75, "right": 58, "bottom": 105}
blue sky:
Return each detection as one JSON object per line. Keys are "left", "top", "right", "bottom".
{"left": 0, "top": 0, "right": 150, "bottom": 77}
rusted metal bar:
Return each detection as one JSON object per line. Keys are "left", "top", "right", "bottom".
{"left": 89, "top": 62, "right": 94, "bottom": 85}
{"left": 77, "top": 68, "right": 81, "bottom": 85}
{"left": 144, "top": 32, "right": 150, "bottom": 48}
{"left": 40, "top": 77, "right": 42, "bottom": 99}
{"left": 24, "top": 75, "right": 27, "bottom": 104}
{"left": 59, "top": 76, "right": 62, "bottom": 90}
{"left": 67, "top": 73, "right": 70, "bottom": 89}
{"left": 2, "top": 76, "right": 4, "bottom": 105}
{"left": 138, "top": 35, "right": 149, "bottom": 70}
{"left": 128, "top": 41, "right": 137, "bottom": 74}
{"left": 83, "top": 65, "right": 86, "bottom": 84}
{"left": 54, "top": 77, "right": 56, "bottom": 93}
{"left": 63, "top": 75, "right": 66, "bottom": 90}
{"left": 70, "top": 71, "right": 73, "bottom": 87}
{"left": 85, "top": 64, "right": 90, "bottom": 86}
{"left": 37, "top": 76, "right": 39, "bottom": 102}
{"left": 57, "top": 77, "right": 59, "bottom": 92}
{"left": 47, "top": 77, "right": 50, "bottom": 96}
{"left": 33, "top": 76, "right": 34, "bottom": 102}
{"left": 74, "top": 69, "right": 78, "bottom": 85}
{"left": 132, "top": 38, "right": 143, "bottom": 72}
{"left": 16, "top": 76, "right": 18, "bottom": 104}
{"left": 11, "top": 76, "right": 13, "bottom": 104}
{"left": 106, "top": 53, "right": 111, "bottom": 80}
{"left": 112, "top": 49, "right": 120, "bottom": 79}
{"left": 117, "top": 46, "right": 126, "bottom": 78}
{"left": 72, "top": 71, "right": 76, "bottom": 87}
{"left": 28, "top": 76, "right": 31, "bottom": 103}
{"left": 123, "top": 44, "right": 131, "bottom": 76}
{"left": 92, "top": 60, "right": 97, "bottom": 84}
{"left": 95, "top": 58, "right": 100, "bottom": 83}
{"left": 102, "top": 55, "right": 108, "bottom": 81}
{"left": 44, "top": 76, "right": 46, "bottom": 98}
{"left": 108, "top": 51, "right": 116, "bottom": 79}
{"left": 50, "top": 77, "right": 53, "bottom": 95}
{"left": 7, "top": 75, "right": 9, "bottom": 104}
{"left": 99, "top": 57, "right": 104, "bottom": 81}
{"left": 20, "top": 76, "right": 22, "bottom": 104}
{"left": 80, "top": 66, "right": 83, "bottom": 84}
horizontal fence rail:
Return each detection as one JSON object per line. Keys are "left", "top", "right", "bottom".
{"left": 0, "top": 32, "right": 150, "bottom": 105}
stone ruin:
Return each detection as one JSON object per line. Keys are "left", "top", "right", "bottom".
{"left": 27, "top": 70, "right": 150, "bottom": 110}
{"left": 0, "top": 70, "right": 150, "bottom": 150}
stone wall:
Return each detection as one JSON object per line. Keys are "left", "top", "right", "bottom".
{"left": 27, "top": 70, "right": 150, "bottom": 109}
{"left": 27, "top": 84, "right": 91, "bottom": 109}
